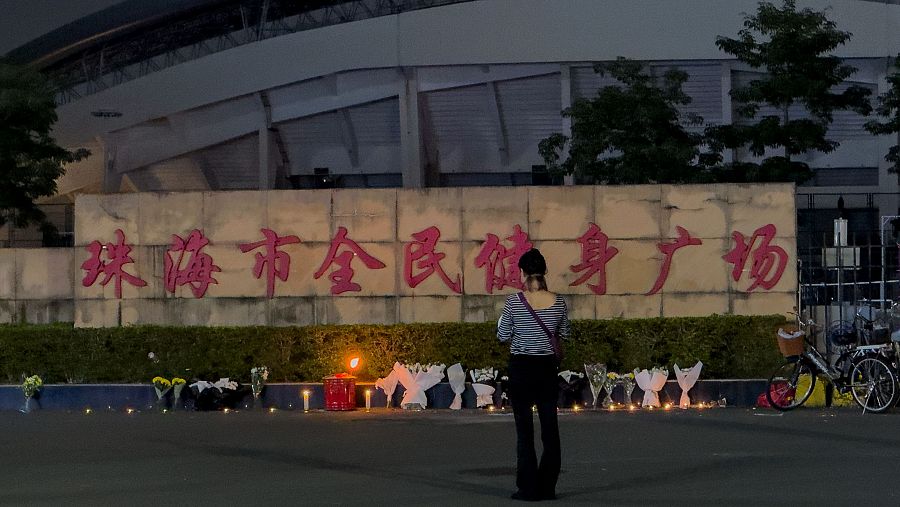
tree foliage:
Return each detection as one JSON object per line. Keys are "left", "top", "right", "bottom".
{"left": 0, "top": 61, "right": 88, "bottom": 230}
{"left": 707, "top": 0, "right": 872, "bottom": 183}
{"left": 539, "top": 58, "right": 715, "bottom": 184}
{"left": 865, "top": 55, "right": 900, "bottom": 173}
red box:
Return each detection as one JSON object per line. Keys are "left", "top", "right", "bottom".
{"left": 323, "top": 375, "right": 356, "bottom": 411}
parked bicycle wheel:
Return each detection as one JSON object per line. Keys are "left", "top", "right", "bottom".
{"left": 849, "top": 356, "right": 899, "bottom": 413}
{"left": 766, "top": 359, "right": 816, "bottom": 410}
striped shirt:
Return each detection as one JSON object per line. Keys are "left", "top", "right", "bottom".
{"left": 497, "top": 292, "right": 571, "bottom": 355}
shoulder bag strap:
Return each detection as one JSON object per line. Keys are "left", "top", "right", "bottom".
{"left": 517, "top": 292, "right": 560, "bottom": 352}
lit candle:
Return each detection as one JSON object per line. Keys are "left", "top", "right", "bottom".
{"left": 303, "top": 390, "right": 310, "bottom": 412}
{"left": 365, "top": 389, "right": 371, "bottom": 410}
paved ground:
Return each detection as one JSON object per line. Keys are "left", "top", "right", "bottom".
{"left": 2, "top": 406, "right": 899, "bottom": 506}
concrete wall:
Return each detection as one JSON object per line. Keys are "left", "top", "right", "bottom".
{"left": 0, "top": 249, "right": 75, "bottom": 323}
{"left": 49, "top": 184, "right": 797, "bottom": 327}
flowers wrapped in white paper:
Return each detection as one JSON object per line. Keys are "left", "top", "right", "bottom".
{"left": 446, "top": 363, "right": 466, "bottom": 410}
{"left": 634, "top": 367, "right": 668, "bottom": 407}
{"left": 673, "top": 361, "right": 703, "bottom": 408}
{"left": 470, "top": 367, "right": 498, "bottom": 408}
{"left": 190, "top": 378, "right": 238, "bottom": 393}
{"left": 190, "top": 380, "right": 215, "bottom": 393}
{"left": 214, "top": 378, "right": 238, "bottom": 391}
{"left": 375, "top": 370, "right": 399, "bottom": 408}
{"left": 393, "top": 362, "right": 446, "bottom": 410}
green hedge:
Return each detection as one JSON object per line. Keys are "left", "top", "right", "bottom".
{"left": 0, "top": 315, "right": 786, "bottom": 383}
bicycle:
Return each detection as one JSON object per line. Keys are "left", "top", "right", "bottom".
{"left": 766, "top": 311, "right": 900, "bottom": 413}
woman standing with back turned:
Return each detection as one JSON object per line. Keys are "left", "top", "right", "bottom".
{"left": 497, "top": 248, "right": 571, "bottom": 501}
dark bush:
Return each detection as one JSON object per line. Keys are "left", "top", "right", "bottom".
{"left": 0, "top": 315, "right": 786, "bottom": 383}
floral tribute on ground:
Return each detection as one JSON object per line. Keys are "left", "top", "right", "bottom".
{"left": 673, "top": 362, "right": 703, "bottom": 408}
{"left": 634, "top": 367, "right": 669, "bottom": 407}
{"left": 250, "top": 366, "right": 269, "bottom": 407}
{"left": 152, "top": 376, "right": 172, "bottom": 410}
{"left": 584, "top": 363, "right": 607, "bottom": 408}
{"left": 470, "top": 367, "right": 499, "bottom": 408}
{"left": 189, "top": 378, "right": 247, "bottom": 411}
{"left": 392, "top": 362, "right": 446, "bottom": 410}
{"left": 558, "top": 370, "right": 588, "bottom": 407}
{"left": 20, "top": 375, "right": 42, "bottom": 414}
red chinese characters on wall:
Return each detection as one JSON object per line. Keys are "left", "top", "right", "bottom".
{"left": 403, "top": 226, "right": 462, "bottom": 294}
{"left": 239, "top": 228, "right": 301, "bottom": 298}
{"left": 645, "top": 226, "right": 702, "bottom": 295}
{"left": 474, "top": 224, "right": 533, "bottom": 294}
{"left": 164, "top": 229, "right": 221, "bottom": 298}
{"left": 314, "top": 226, "right": 386, "bottom": 295}
{"left": 79, "top": 221, "right": 789, "bottom": 298}
{"left": 569, "top": 223, "right": 619, "bottom": 295}
{"left": 80, "top": 229, "right": 147, "bottom": 298}
{"left": 723, "top": 224, "right": 787, "bottom": 291}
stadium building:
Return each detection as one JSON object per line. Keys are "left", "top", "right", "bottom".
{"left": 4, "top": 0, "right": 900, "bottom": 247}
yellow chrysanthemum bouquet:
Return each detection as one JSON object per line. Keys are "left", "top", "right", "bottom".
{"left": 172, "top": 378, "right": 187, "bottom": 409}
{"left": 152, "top": 376, "right": 172, "bottom": 404}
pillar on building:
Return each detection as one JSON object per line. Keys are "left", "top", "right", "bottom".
{"left": 399, "top": 67, "right": 425, "bottom": 188}
{"left": 99, "top": 136, "right": 122, "bottom": 193}
{"left": 560, "top": 64, "right": 574, "bottom": 186}
{"left": 720, "top": 61, "right": 734, "bottom": 164}
{"left": 258, "top": 125, "right": 272, "bottom": 190}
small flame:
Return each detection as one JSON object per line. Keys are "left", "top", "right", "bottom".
{"left": 349, "top": 357, "right": 360, "bottom": 370}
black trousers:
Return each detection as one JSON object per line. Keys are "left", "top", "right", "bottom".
{"left": 508, "top": 354, "right": 561, "bottom": 496}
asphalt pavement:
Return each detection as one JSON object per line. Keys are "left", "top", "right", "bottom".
{"left": 1, "top": 406, "right": 899, "bottom": 506}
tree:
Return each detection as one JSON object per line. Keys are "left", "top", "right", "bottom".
{"left": 0, "top": 61, "right": 88, "bottom": 231}
{"left": 865, "top": 56, "right": 900, "bottom": 174}
{"left": 708, "top": 0, "right": 872, "bottom": 183}
{"left": 539, "top": 58, "right": 716, "bottom": 184}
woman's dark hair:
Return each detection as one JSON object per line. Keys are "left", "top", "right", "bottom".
{"left": 518, "top": 249, "right": 548, "bottom": 291}
{"left": 518, "top": 248, "right": 547, "bottom": 275}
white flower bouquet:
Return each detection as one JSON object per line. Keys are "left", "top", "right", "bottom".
{"left": 584, "top": 363, "right": 607, "bottom": 408}
{"left": 634, "top": 367, "right": 669, "bottom": 407}
{"left": 446, "top": 363, "right": 466, "bottom": 410}
{"left": 603, "top": 372, "right": 619, "bottom": 407}
{"left": 251, "top": 366, "right": 269, "bottom": 399}
{"left": 673, "top": 361, "right": 703, "bottom": 408}
{"left": 469, "top": 367, "right": 498, "bottom": 408}
{"left": 189, "top": 378, "right": 245, "bottom": 411}
{"left": 375, "top": 369, "right": 400, "bottom": 408}
{"left": 394, "top": 362, "right": 446, "bottom": 410}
